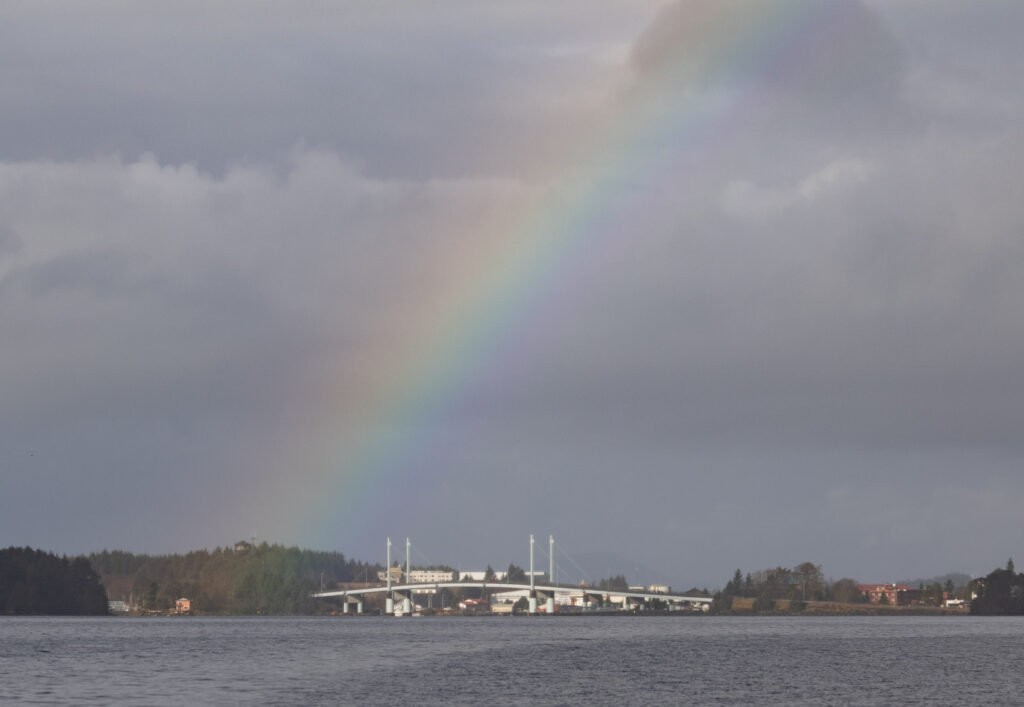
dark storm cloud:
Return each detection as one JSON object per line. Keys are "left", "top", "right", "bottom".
{"left": 398, "top": 2, "right": 1024, "bottom": 584}
{"left": 1, "top": 1, "right": 1023, "bottom": 587}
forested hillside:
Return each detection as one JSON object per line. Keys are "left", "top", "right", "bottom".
{"left": 90, "top": 543, "right": 379, "bottom": 615}
{"left": 1, "top": 547, "right": 108, "bottom": 615}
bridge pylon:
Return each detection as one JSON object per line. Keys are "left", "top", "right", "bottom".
{"left": 547, "top": 535, "right": 555, "bottom": 614}
{"left": 385, "top": 537, "right": 394, "bottom": 615}
{"left": 402, "top": 538, "right": 412, "bottom": 615}
{"left": 528, "top": 534, "right": 537, "bottom": 614}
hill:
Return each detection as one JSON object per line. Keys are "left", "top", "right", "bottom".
{"left": 89, "top": 543, "right": 378, "bottom": 615}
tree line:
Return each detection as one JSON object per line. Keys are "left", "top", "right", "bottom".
{"left": 1, "top": 547, "right": 108, "bottom": 615}
{"left": 715, "top": 562, "right": 848, "bottom": 611}
{"left": 970, "top": 559, "right": 1024, "bottom": 615}
{"left": 712, "top": 561, "right": 978, "bottom": 613}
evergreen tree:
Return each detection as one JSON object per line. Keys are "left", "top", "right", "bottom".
{"left": 0, "top": 547, "right": 107, "bottom": 615}
{"left": 971, "top": 565, "right": 1024, "bottom": 615}
{"left": 506, "top": 564, "right": 527, "bottom": 583}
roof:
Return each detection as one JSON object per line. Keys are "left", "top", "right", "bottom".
{"left": 856, "top": 584, "right": 912, "bottom": 592}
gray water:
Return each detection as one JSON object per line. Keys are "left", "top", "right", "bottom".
{"left": 1, "top": 615, "right": 1022, "bottom": 705}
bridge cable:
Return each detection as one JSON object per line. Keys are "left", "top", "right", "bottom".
{"left": 555, "top": 545, "right": 593, "bottom": 585}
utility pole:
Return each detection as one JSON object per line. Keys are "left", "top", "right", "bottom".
{"left": 406, "top": 537, "right": 411, "bottom": 584}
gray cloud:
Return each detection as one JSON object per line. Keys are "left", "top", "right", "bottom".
{"left": 2, "top": 1, "right": 1023, "bottom": 588}
{"left": 630, "top": 0, "right": 906, "bottom": 137}
{"left": 0, "top": 1, "right": 655, "bottom": 179}
{"left": 0, "top": 224, "right": 21, "bottom": 254}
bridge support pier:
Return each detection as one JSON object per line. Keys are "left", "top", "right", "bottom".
{"left": 386, "top": 596, "right": 394, "bottom": 615}
{"left": 536, "top": 589, "right": 555, "bottom": 614}
{"left": 528, "top": 596, "right": 537, "bottom": 614}
{"left": 390, "top": 591, "right": 411, "bottom": 616}
{"left": 356, "top": 600, "right": 363, "bottom": 615}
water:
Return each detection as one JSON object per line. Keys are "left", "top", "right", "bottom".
{"left": 1, "top": 615, "right": 1022, "bottom": 705}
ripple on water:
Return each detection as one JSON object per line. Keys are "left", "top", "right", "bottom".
{"left": 2, "top": 615, "right": 1023, "bottom": 705}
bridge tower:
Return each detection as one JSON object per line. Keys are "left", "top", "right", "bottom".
{"left": 402, "top": 537, "right": 412, "bottom": 615}
{"left": 549, "top": 535, "right": 554, "bottom": 583}
{"left": 545, "top": 535, "right": 555, "bottom": 615}
{"left": 532, "top": 532, "right": 540, "bottom": 610}
{"left": 385, "top": 537, "right": 394, "bottom": 615}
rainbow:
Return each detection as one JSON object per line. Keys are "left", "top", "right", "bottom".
{"left": 236, "top": 1, "right": 855, "bottom": 549}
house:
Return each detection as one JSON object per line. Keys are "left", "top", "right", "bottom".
{"left": 458, "top": 598, "right": 490, "bottom": 613}
{"left": 175, "top": 598, "right": 192, "bottom": 614}
{"left": 856, "top": 583, "right": 919, "bottom": 606}
{"left": 376, "top": 567, "right": 404, "bottom": 583}
{"left": 234, "top": 541, "right": 252, "bottom": 553}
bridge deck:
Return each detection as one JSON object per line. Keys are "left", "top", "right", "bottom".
{"left": 312, "top": 581, "right": 711, "bottom": 603}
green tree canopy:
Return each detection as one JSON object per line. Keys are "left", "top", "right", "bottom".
{"left": 971, "top": 565, "right": 1024, "bottom": 615}
{"left": 506, "top": 564, "right": 527, "bottom": 583}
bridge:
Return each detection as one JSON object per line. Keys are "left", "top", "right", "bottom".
{"left": 311, "top": 535, "right": 712, "bottom": 616}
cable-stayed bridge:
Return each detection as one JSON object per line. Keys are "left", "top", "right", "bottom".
{"left": 311, "top": 535, "right": 711, "bottom": 615}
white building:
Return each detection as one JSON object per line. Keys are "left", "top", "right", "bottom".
{"left": 459, "top": 570, "right": 508, "bottom": 582}
{"left": 376, "top": 568, "right": 457, "bottom": 583}
{"left": 408, "top": 569, "right": 455, "bottom": 583}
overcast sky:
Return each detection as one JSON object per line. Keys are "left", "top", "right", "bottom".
{"left": 2, "top": 0, "right": 1023, "bottom": 589}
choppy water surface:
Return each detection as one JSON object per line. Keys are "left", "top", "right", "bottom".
{"left": 1, "top": 615, "right": 1022, "bottom": 705}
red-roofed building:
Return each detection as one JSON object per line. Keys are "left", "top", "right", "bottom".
{"left": 458, "top": 598, "right": 490, "bottom": 613}
{"left": 857, "top": 584, "right": 920, "bottom": 606}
